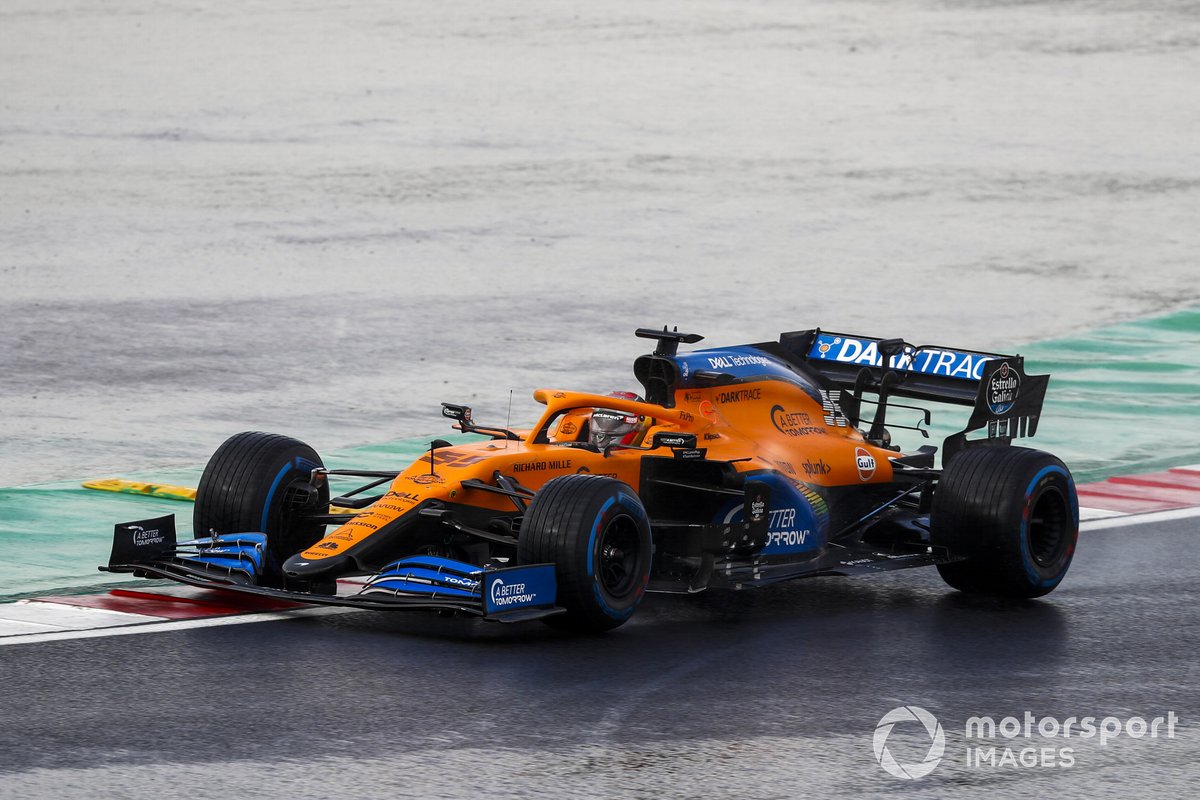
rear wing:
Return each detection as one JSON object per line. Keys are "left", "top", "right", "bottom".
{"left": 776, "top": 329, "right": 1049, "bottom": 463}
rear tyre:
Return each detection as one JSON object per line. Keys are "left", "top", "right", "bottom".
{"left": 518, "top": 475, "right": 652, "bottom": 632}
{"left": 194, "top": 431, "right": 330, "bottom": 589}
{"left": 931, "top": 446, "right": 1078, "bottom": 598}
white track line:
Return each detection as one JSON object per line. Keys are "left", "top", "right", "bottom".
{"left": 0, "top": 600, "right": 167, "bottom": 633}
{"left": 1079, "top": 506, "right": 1126, "bottom": 521}
{"left": 0, "top": 606, "right": 350, "bottom": 647}
{"left": 1080, "top": 504, "right": 1200, "bottom": 532}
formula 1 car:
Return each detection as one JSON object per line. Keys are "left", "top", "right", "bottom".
{"left": 103, "top": 327, "right": 1079, "bottom": 632}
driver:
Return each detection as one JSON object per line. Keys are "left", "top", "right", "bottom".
{"left": 589, "top": 390, "right": 647, "bottom": 449}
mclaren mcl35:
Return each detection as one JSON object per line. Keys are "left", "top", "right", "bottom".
{"left": 104, "top": 327, "right": 1079, "bottom": 632}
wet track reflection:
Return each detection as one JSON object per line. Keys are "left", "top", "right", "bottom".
{"left": 1, "top": 520, "right": 1196, "bottom": 798}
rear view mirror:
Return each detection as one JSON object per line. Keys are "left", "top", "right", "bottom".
{"left": 441, "top": 403, "right": 473, "bottom": 424}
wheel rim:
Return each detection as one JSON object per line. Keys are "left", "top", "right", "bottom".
{"left": 598, "top": 513, "right": 641, "bottom": 597}
{"left": 1029, "top": 486, "right": 1070, "bottom": 567}
{"left": 275, "top": 476, "right": 327, "bottom": 553}
{"left": 282, "top": 479, "right": 319, "bottom": 514}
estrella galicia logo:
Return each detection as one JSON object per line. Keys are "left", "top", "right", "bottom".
{"left": 873, "top": 705, "right": 945, "bottom": 780}
{"left": 987, "top": 362, "right": 1020, "bottom": 415}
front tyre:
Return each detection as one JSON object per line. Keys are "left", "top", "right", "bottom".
{"left": 194, "top": 431, "right": 330, "bottom": 588}
{"left": 931, "top": 446, "right": 1079, "bottom": 598}
{"left": 519, "top": 475, "right": 652, "bottom": 632}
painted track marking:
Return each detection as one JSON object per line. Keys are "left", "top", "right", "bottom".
{"left": 0, "top": 607, "right": 350, "bottom": 647}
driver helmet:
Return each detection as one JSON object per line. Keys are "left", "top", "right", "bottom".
{"left": 589, "top": 391, "right": 645, "bottom": 449}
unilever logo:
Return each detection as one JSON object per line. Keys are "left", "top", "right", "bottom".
{"left": 873, "top": 706, "right": 945, "bottom": 779}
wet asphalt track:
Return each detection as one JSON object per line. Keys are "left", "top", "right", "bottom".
{"left": 1, "top": 516, "right": 1197, "bottom": 799}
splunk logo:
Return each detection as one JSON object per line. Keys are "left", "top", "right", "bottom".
{"left": 873, "top": 706, "right": 945, "bottom": 779}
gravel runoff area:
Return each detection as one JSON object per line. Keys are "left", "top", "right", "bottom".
{"left": 2, "top": 0, "right": 1198, "bottom": 484}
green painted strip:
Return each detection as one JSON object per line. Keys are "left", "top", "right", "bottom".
{"left": 1024, "top": 308, "right": 1200, "bottom": 483}
{"left": 0, "top": 485, "right": 189, "bottom": 599}
{"left": 0, "top": 436, "right": 470, "bottom": 598}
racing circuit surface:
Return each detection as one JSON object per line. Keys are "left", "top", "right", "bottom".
{"left": 3, "top": 0, "right": 1200, "bottom": 797}
{"left": 1, "top": 514, "right": 1196, "bottom": 799}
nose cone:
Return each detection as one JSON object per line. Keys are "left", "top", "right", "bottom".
{"left": 284, "top": 551, "right": 348, "bottom": 578}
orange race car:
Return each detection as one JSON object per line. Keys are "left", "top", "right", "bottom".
{"left": 103, "top": 327, "right": 1079, "bottom": 632}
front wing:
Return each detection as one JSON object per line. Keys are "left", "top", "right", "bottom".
{"left": 99, "top": 514, "right": 562, "bottom": 623}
